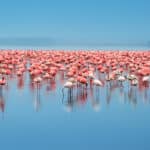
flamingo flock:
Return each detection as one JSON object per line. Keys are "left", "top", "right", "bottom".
{"left": 0, "top": 50, "right": 150, "bottom": 87}
{"left": 0, "top": 50, "right": 150, "bottom": 111}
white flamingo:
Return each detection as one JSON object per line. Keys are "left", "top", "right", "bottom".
{"left": 131, "top": 79, "right": 138, "bottom": 86}
{"left": 93, "top": 79, "right": 103, "bottom": 86}
{"left": 142, "top": 76, "right": 150, "bottom": 82}
{"left": 117, "top": 75, "right": 126, "bottom": 82}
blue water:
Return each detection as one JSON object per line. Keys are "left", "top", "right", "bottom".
{"left": 0, "top": 67, "right": 150, "bottom": 150}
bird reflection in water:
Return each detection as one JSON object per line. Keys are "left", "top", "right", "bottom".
{"left": 91, "top": 86, "right": 101, "bottom": 112}
{"left": 106, "top": 81, "right": 119, "bottom": 105}
{"left": 62, "top": 82, "right": 88, "bottom": 112}
{"left": 107, "top": 79, "right": 138, "bottom": 106}
{"left": 59, "top": 71, "right": 65, "bottom": 85}
{"left": 34, "top": 93, "right": 41, "bottom": 112}
{"left": 32, "top": 78, "right": 42, "bottom": 112}
{"left": 0, "top": 86, "right": 5, "bottom": 119}
{"left": 17, "top": 76, "right": 24, "bottom": 89}
{"left": 46, "top": 79, "right": 56, "bottom": 92}
{"left": 143, "top": 88, "right": 150, "bottom": 104}
{"left": 76, "top": 84, "right": 88, "bottom": 105}
{"left": 34, "top": 84, "right": 41, "bottom": 112}
{"left": 63, "top": 88, "right": 74, "bottom": 112}
{"left": 138, "top": 78, "right": 150, "bottom": 104}
{"left": 128, "top": 85, "right": 137, "bottom": 107}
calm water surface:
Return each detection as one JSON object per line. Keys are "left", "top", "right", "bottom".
{"left": 0, "top": 72, "right": 150, "bottom": 150}
{"left": 0, "top": 47, "right": 150, "bottom": 150}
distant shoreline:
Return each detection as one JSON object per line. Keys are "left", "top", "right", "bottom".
{"left": 0, "top": 45, "right": 149, "bottom": 51}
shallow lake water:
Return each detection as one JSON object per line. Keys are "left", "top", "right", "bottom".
{"left": 0, "top": 67, "right": 150, "bottom": 150}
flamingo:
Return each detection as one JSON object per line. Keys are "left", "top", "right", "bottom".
{"left": 62, "top": 80, "right": 75, "bottom": 103}
{"left": 117, "top": 75, "right": 126, "bottom": 82}
{"left": 63, "top": 81, "right": 74, "bottom": 88}
{"left": 93, "top": 79, "right": 103, "bottom": 86}
{"left": 142, "top": 76, "right": 150, "bottom": 82}
{"left": 0, "top": 77, "right": 6, "bottom": 86}
{"left": 33, "top": 76, "right": 42, "bottom": 91}
{"left": 127, "top": 74, "right": 137, "bottom": 80}
{"left": 131, "top": 79, "right": 138, "bottom": 86}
